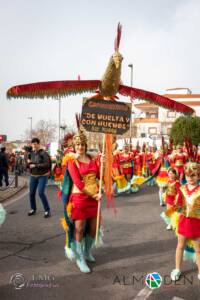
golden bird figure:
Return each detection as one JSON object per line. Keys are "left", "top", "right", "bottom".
{"left": 7, "top": 23, "right": 193, "bottom": 115}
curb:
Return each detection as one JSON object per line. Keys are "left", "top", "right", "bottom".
{"left": 0, "top": 180, "right": 28, "bottom": 203}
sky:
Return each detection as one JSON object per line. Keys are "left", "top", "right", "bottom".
{"left": 1, "top": 0, "right": 200, "bottom": 141}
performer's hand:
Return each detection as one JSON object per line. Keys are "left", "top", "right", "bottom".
{"left": 29, "top": 164, "right": 36, "bottom": 169}
{"left": 93, "top": 193, "right": 101, "bottom": 202}
{"left": 100, "top": 154, "right": 106, "bottom": 164}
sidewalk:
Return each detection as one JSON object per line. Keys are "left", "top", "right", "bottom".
{"left": 0, "top": 175, "right": 28, "bottom": 202}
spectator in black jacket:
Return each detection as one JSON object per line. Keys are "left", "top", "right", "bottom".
{"left": 28, "top": 138, "right": 51, "bottom": 218}
{"left": 0, "top": 147, "right": 9, "bottom": 187}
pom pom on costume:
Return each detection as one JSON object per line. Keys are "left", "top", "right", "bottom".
{"left": 0, "top": 204, "right": 6, "bottom": 226}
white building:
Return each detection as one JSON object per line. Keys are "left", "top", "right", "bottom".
{"left": 132, "top": 87, "right": 200, "bottom": 139}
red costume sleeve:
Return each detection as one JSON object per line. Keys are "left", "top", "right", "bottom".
{"left": 93, "top": 157, "right": 100, "bottom": 179}
{"left": 175, "top": 188, "right": 182, "bottom": 207}
{"left": 67, "top": 160, "right": 85, "bottom": 191}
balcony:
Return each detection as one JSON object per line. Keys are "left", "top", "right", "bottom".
{"left": 133, "top": 118, "right": 159, "bottom": 123}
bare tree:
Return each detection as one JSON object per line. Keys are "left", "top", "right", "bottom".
{"left": 24, "top": 120, "right": 57, "bottom": 146}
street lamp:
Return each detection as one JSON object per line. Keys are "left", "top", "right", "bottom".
{"left": 128, "top": 63, "right": 133, "bottom": 87}
{"left": 128, "top": 63, "right": 133, "bottom": 139}
{"left": 58, "top": 98, "right": 61, "bottom": 147}
{"left": 27, "top": 117, "right": 33, "bottom": 140}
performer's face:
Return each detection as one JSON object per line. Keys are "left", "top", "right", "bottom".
{"left": 186, "top": 173, "right": 198, "bottom": 185}
{"left": 168, "top": 170, "right": 176, "bottom": 181}
{"left": 75, "top": 142, "right": 86, "bottom": 155}
{"left": 124, "top": 146, "right": 129, "bottom": 153}
{"left": 177, "top": 148, "right": 182, "bottom": 153}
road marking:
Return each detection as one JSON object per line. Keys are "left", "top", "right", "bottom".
{"left": 172, "top": 297, "right": 185, "bottom": 300}
{"left": 133, "top": 287, "right": 153, "bottom": 299}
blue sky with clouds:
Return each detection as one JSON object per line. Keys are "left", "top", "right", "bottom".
{"left": 1, "top": 0, "right": 200, "bottom": 140}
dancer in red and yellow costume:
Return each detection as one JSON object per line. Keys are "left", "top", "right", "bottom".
{"left": 156, "top": 144, "right": 170, "bottom": 206}
{"left": 170, "top": 162, "right": 200, "bottom": 281}
{"left": 117, "top": 143, "right": 134, "bottom": 193}
{"left": 61, "top": 127, "right": 103, "bottom": 273}
{"left": 147, "top": 146, "right": 159, "bottom": 186}
{"left": 119, "top": 144, "right": 134, "bottom": 182}
{"left": 170, "top": 145, "right": 188, "bottom": 183}
{"left": 160, "top": 168, "right": 181, "bottom": 230}
{"left": 112, "top": 145, "right": 130, "bottom": 194}
{"left": 133, "top": 147, "right": 142, "bottom": 177}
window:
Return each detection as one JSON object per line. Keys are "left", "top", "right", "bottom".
{"left": 148, "top": 127, "right": 157, "bottom": 134}
{"left": 146, "top": 112, "right": 158, "bottom": 119}
{"left": 167, "top": 111, "right": 176, "bottom": 118}
{"left": 167, "top": 127, "right": 171, "bottom": 135}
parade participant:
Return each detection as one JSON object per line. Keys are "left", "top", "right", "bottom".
{"left": 129, "top": 145, "right": 144, "bottom": 193}
{"left": 160, "top": 168, "right": 180, "bottom": 230}
{"left": 147, "top": 145, "right": 158, "bottom": 186}
{"left": 156, "top": 143, "right": 170, "bottom": 206}
{"left": 27, "top": 138, "right": 51, "bottom": 218}
{"left": 53, "top": 149, "right": 64, "bottom": 184}
{"left": 170, "top": 145, "right": 187, "bottom": 183}
{"left": 61, "top": 133, "right": 75, "bottom": 175}
{"left": 119, "top": 142, "right": 134, "bottom": 182}
{"left": 61, "top": 127, "right": 102, "bottom": 273}
{"left": 133, "top": 146, "right": 142, "bottom": 177}
{"left": 112, "top": 145, "right": 130, "bottom": 194}
{"left": 170, "top": 162, "right": 200, "bottom": 281}
{"left": 118, "top": 142, "right": 138, "bottom": 193}
{"left": 63, "top": 133, "right": 74, "bottom": 155}
{"left": 141, "top": 143, "right": 148, "bottom": 178}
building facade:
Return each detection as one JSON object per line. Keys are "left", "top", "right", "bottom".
{"left": 132, "top": 88, "right": 200, "bottom": 139}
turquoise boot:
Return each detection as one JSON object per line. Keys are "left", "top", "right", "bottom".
{"left": 64, "top": 246, "right": 75, "bottom": 261}
{"left": 75, "top": 241, "right": 91, "bottom": 273}
{"left": 84, "top": 235, "right": 95, "bottom": 262}
{"left": 159, "top": 190, "right": 165, "bottom": 206}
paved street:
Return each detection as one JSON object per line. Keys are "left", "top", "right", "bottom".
{"left": 0, "top": 184, "right": 200, "bottom": 300}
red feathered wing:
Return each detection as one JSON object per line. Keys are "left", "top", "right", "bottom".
{"left": 119, "top": 85, "right": 194, "bottom": 114}
{"left": 7, "top": 80, "right": 100, "bottom": 99}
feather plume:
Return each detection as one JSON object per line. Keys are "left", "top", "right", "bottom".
{"left": 119, "top": 85, "right": 194, "bottom": 114}
{"left": 75, "top": 113, "right": 81, "bottom": 130}
{"left": 7, "top": 80, "right": 100, "bottom": 99}
{"left": 114, "top": 23, "right": 122, "bottom": 51}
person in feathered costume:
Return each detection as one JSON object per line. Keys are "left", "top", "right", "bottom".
{"left": 63, "top": 133, "right": 75, "bottom": 155}
{"left": 52, "top": 149, "right": 64, "bottom": 184}
{"left": 117, "top": 142, "right": 134, "bottom": 193}
{"left": 170, "top": 162, "right": 200, "bottom": 281}
{"left": 156, "top": 140, "right": 170, "bottom": 206}
{"left": 60, "top": 117, "right": 103, "bottom": 273}
{"left": 112, "top": 141, "right": 127, "bottom": 194}
{"left": 147, "top": 145, "right": 159, "bottom": 186}
{"left": 170, "top": 144, "right": 188, "bottom": 183}
{"left": 160, "top": 167, "right": 181, "bottom": 230}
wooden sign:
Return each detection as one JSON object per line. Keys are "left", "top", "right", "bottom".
{"left": 81, "top": 98, "right": 131, "bottom": 135}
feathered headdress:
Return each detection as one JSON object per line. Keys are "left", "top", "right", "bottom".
{"left": 73, "top": 113, "right": 87, "bottom": 145}
{"left": 63, "top": 132, "right": 75, "bottom": 147}
{"left": 184, "top": 138, "right": 197, "bottom": 162}
{"left": 185, "top": 162, "right": 200, "bottom": 177}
